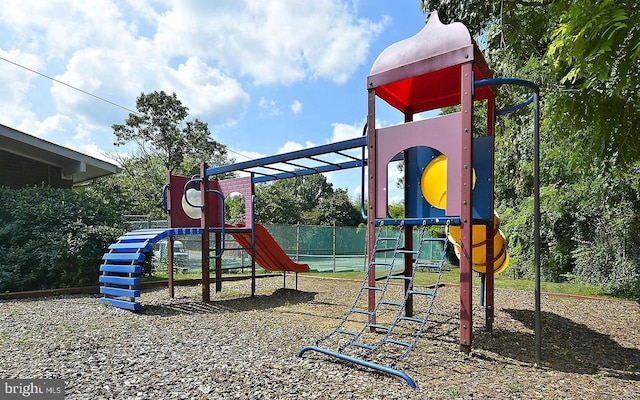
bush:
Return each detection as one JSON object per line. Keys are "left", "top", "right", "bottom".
{"left": 0, "top": 186, "right": 128, "bottom": 292}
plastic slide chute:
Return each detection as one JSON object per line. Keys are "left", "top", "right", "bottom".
{"left": 228, "top": 223, "right": 310, "bottom": 273}
{"left": 421, "top": 155, "right": 508, "bottom": 274}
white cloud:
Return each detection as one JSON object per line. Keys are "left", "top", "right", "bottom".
{"left": 153, "top": 0, "right": 388, "bottom": 85}
{"left": 166, "top": 57, "right": 249, "bottom": 127}
{"left": 290, "top": 100, "right": 303, "bottom": 114}
{"left": 258, "top": 98, "right": 281, "bottom": 116}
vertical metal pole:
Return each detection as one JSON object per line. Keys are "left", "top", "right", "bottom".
{"left": 296, "top": 224, "right": 300, "bottom": 263}
{"left": 200, "top": 162, "right": 210, "bottom": 303}
{"left": 168, "top": 235, "right": 175, "bottom": 298}
{"left": 251, "top": 180, "right": 256, "bottom": 297}
{"left": 215, "top": 232, "right": 222, "bottom": 292}
{"left": 459, "top": 62, "right": 474, "bottom": 354}
{"left": 486, "top": 94, "right": 496, "bottom": 333}
{"left": 333, "top": 222, "right": 337, "bottom": 273}
{"left": 366, "top": 88, "right": 377, "bottom": 323}
{"left": 404, "top": 107, "right": 414, "bottom": 318}
{"left": 534, "top": 92, "right": 542, "bottom": 362}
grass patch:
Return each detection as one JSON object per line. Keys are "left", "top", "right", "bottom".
{"left": 304, "top": 266, "right": 611, "bottom": 298}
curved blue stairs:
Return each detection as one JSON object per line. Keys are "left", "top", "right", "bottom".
{"left": 99, "top": 228, "right": 203, "bottom": 311}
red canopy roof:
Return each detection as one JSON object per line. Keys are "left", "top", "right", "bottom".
{"left": 367, "top": 12, "right": 493, "bottom": 113}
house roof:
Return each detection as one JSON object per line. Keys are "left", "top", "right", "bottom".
{"left": 0, "top": 124, "right": 120, "bottom": 185}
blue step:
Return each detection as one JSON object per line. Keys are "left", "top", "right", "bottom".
{"left": 99, "top": 275, "right": 141, "bottom": 286}
{"left": 408, "top": 289, "right": 435, "bottom": 296}
{"left": 352, "top": 308, "right": 373, "bottom": 315}
{"left": 399, "top": 316, "right": 425, "bottom": 324}
{"left": 351, "top": 342, "right": 376, "bottom": 351}
{"left": 102, "top": 252, "right": 146, "bottom": 263}
{"left": 368, "top": 324, "right": 391, "bottom": 331}
{"left": 386, "top": 339, "right": 412, "bottom": 348}
{"left": 108, "top": 242, "right": 153, "bottom": 252}
{"left": 100, "top": 264, "right": 143, "bottom": 274}
{"left": 100, "top": 286, "right": 141, "bottom": 298}
{"left": 100, "top": 297, "right": 141, "bottom": 311}
{"left": 380, "top": 300, "right": 403, "bottom": 307}
{"left": 336, "top": 329, "right": 358, "bottom": 336}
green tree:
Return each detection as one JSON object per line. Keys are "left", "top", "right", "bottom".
{"left": 417, "top": 2, "right": 640, "bottom": 298}
{"left": 93, "top": 91, "right": 235, "bottom": 217}
{"left": 113, "top": 91, "right": 228, "bottom": 173}
{"left": 254, "top": 174, "right": 363, "bottom": 226}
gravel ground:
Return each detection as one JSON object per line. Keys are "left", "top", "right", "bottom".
{"left": 0, "top": 275, "right": 638, "bottom": 399}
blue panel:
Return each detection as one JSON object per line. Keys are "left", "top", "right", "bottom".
{"left": 100, "top": 286, "right": 141, "bottom": 298}
{"left": 472, "top": 136, "right": 493, "bottom": 221}
{"left": 406, "top": 146, "right": 444, "bottom": 219}
{"left": 404, "top": 138, "right": 493, "bottom": 221}
{"left": 171, "top": 227, "right": 205, "bottom": 235}
{"left": 108, "top": 242, "right": 153, "bottom": 252}
{"left": 100, "top": 297, "right": 141, "bottom": 311}
{"left": 100, "top": 264, "right": 142, "bottom": 274}
{"left": 102, "top": 252, "right": 146, "bottom": 263}
{"left": 99, "top": 275, "right": 141, "bottom": 286}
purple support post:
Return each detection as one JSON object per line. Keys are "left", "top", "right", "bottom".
{"left": 366, "top": 88, "right": 377, "bottom": 323}
{"left": 459, "top": 62, "right": 474, "bottom": 353}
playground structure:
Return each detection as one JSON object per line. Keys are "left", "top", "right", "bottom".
{"left": 99, "top": 12, "right": 540, "bottom": 388}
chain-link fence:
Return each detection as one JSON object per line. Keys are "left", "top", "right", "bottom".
{"left": 124, "top": 217, "right": 444, "bottom": 273}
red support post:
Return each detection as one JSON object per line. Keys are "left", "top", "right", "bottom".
{"left": 200, "top": 162, "right": 210, "bottom": 303}
{"left": 168, "top": 236, "right": 175, "bottom": 298}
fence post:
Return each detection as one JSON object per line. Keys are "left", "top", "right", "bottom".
{"left": 333, "top": 222, "right": 336, "bottom": 273}
{"left": 296, "top": 224, "right": 300, "bottom": 262}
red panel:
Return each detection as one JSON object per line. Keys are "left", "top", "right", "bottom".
{"left": 167, "top": 174, "right": 220, "bottom": 228}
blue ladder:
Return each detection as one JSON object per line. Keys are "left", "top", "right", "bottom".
{"left": 298, "top": 223, "right": 449, "bottom": 388}
{"left": 99, "top": 228, "right": 203, "bottom": 311}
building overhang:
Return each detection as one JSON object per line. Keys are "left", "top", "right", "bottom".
{"left": 0, "top": 124, "right": 120, "bottom": 186}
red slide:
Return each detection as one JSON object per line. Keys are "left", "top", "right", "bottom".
{"left": 228, "top": 224, "right": 310, "bottom": 273}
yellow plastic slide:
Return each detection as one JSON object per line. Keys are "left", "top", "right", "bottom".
{"left": 421, "top": 155, "right": 509, "bottom": 274}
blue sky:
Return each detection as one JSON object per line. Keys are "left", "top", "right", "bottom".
{"left": 0, "top": 1, "right": 434, "bottom": 202}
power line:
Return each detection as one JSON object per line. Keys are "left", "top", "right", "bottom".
{"left": 0, "top": 56, "right": 141, "bottom": 116}
{"left": 2, "top": 55, "right": 257, "bottom": 162}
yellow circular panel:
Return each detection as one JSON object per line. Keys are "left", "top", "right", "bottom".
{"left": 421, "top": 155, "right": 448, "bottom": 209}
{"left": 421, "top": 154, "right": 477, "bottom": 210}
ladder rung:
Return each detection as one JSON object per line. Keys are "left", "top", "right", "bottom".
{"left": 377, "top": 237, "right": 399, "bottom": 241}
{"left": 374, "top": 248, "right": 396, "bottom": 253}
{"left": 399, "top": 316, "right": 425, "bottom": 324}
{"left": 385, "top": 339, "right": 412, "bottom": 348}
{"left": 389, "top": 275, "right": 411, "bottom": 281}
{"left": 421, "top": 237, "right": 447, "bottom": 242}
{"left": 352, "top": 308, "right": 374, "bottom": 315}
{"left": 336, "top": 329, "right": 358, "bottom": 336}
{"left": 370, "top": 261, "right": 392, "bottom": 266}
{"left": 415, "top": 263, "right": 441, "bottom": 268}
{"left": 368, "top": 324, "right": 391, "bottom": 331}
{"left": 380, "top": 300, "right": 403, "bottom": 307}
{"left": 396, "top": 250, "right": 418, "bottom": 255}
{"left": 408, "top": 289, "right": 435, "bottom": 296}
{"left": 363, "top": 286, "right": 384, "bottom": 291}
{"left": 351, "top": 342, "right": 376, "bottom": 351}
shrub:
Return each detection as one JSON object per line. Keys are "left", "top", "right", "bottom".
{"left": 0, "top": 186, "right": 127, "bottom": 292}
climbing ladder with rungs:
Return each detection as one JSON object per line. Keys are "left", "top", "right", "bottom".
{"left": 298, "top": 222, "right": 448, "bottom": 388}
{"left": 100, "top": 228, "right": 203, "bottom": 311}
